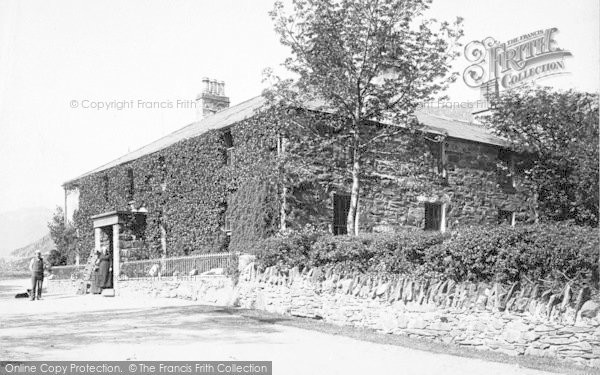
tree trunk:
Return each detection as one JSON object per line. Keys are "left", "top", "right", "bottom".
{"left": 278, "top": 135, "right": 288, "bottom": 231}
{"left": 347, "top": 130, "right": 360, "bottom": 236}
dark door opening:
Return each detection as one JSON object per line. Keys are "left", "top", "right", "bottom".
{"left": 333, "top": 194, "right": 351, "bottom": 235}
{"left": 424, "top": 202, "right": 443, "bottom": 231}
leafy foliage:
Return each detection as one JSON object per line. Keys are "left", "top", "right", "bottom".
{"left": 66, "top": 110, "right": 289, "bottom": 262}
{"left": 484, "top": 86, "right": 599, "bottom": 227}
{"left": 69, "top": 132, "right": 229, "bottom": 261}
{"left": 250, "top": 226, "right": 324, "bottom": 271}
{"left": 423, "top": 224, "right": 599, "bottom": 288}
{"left": 225, "top": 111, "right": 284, "bottom": 252}
{"left": 47, "top": 249, "right": 67, "bottom": 266}
{"left": 267, "top": 0, "right": 464, "bottom": 234}
{"left": 252, "top": 224, "right": 599, "bottom": 288}
{"left": 47, "top": 207, "right": 78, "bottom": 264}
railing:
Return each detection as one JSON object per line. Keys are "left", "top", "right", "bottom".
{"left": 49, "top": 253, "right": 232, "bottom": 280}
{"left": 120, "top": 252, "right": 231, "bottom": 279}
{"left": 48, "top": 264, "right": 86, "bottom": 280}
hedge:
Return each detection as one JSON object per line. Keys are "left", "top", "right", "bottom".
{"left": 251, "top": 223, "right": 599, "bottom": 288}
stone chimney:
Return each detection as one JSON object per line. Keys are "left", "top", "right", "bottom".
{"left": 196, "top": 77, "right": 230, "bottom": 120}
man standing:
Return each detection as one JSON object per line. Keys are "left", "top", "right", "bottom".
{"left": 29, "top": 250, "right": 45, "bottom": 301}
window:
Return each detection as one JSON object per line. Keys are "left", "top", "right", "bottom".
{"left": 424, "top": 202, "right": 446, "bottom": 232}
{"left": 158, "top": 156, "right": 167, "bottom": 184}
{"left": 498, "top": 209, "right": 516, "bottom": 226}
{"left": 333, "top": 194, "right": 351, "bottom": 235}
{"left": 102, "top": 175, "right": 109, "bottom": 202}
{"left": 226, "top": 148, "right": 235, "bottom": 166}
{"left": 127, "top": 168, "right": 134, "bottom": 200}
{"left": 446, "top": 151, "right": 460, "bottom": 171}
{"left": 438, "top": 142, "right": 449, "bottom": 185}
{"left": 222, "top": 200, "right": 232, "bottom": 234}
{"left": 223, "top": 216, "right": 232, "bottom": 233}
{"left": 223, "top": 130, "right": 234, "bottom": 165}
{"left": 498, "top": 149, "right": 516, "bottom": 191}
{"left": 428, "top": 139, "right": 448, "bottom": 185}
{"left": 223, "top": 130, "right": 233, "bottom": 148}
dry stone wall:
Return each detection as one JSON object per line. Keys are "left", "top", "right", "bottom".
{"left": 116, "top": 275, "right": 234, "bottom": 305}
{"left": 235, "top": 265, "right": 600, "bottom": 368}
{"left": 46, "top": 263, "right": 600, "bottom": 368}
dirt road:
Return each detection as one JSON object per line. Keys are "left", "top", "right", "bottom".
{"left": 0, "top": 278, "right": 559, "bottom": 375}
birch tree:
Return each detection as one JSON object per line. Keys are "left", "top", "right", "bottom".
{"left": 267, "top": 0, "right": 463, "bottom": 234}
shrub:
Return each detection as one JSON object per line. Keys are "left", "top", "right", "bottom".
{"left": 367, "top": 228, "right": 447, "bottom": 274}
{"left": 309, "top": 234, "right": 375, "bottom": 272}
{"left": 251, "top": 223, "right": 598, "bottom": 288}
{"left": 423, "top": 223, "right": 599, "bottom": 287}
{"left": 249, "top": 226, "right": 324, "bottom": 271}
{"left": 254, "top": 226, "right": 448, "bottom": 274}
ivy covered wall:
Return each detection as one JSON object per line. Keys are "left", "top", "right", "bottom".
{"left": 279, "top": 115, "right": 533, "bottom": 233}
{"left": 66, "top": 111, "right": 285, "bottom": 262}
{"left": 65, "top": 108, "right": 532, "bottom": 263}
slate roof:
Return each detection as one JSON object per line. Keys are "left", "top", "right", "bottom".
{"left": 64, "top": 96, "right": 505, "bottom": 185}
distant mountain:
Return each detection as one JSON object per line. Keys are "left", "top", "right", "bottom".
{"left": 10, "top": 233, "right": 55, "bottom": 258}
{"left": 0, "top": 207, "right": 54, "bottom": 258}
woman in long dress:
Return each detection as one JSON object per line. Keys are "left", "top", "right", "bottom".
{"left": 98, "top": 250, "right": 113, "bottom": 289}
{"left": 90, "top": 251, "right": 102, "bottom": 294}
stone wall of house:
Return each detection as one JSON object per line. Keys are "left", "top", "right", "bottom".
{"left": 363, "top": 139, "right": 532, "bottom": 230}
{"left": 235, "top": 265, "right": 600, "bottom": 368}
{"left": 291, "top": 137, "right": 534, "bottom": 233}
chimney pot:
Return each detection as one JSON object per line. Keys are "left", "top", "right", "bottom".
{"left": 196, "top": 77, "right": 229, "bottom": 120}
{"left": 202, "top": 77, "right": 209, "bottom": 93}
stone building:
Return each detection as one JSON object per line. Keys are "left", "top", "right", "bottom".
{"left": 62, "top": 78, "right": 534, "bottom": 262}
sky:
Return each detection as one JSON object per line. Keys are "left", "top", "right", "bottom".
{"left": 0, "top": 0, "right": 598, "bottom": 215}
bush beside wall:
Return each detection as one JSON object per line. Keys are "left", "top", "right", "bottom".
{"left": 251, "top": 223, "right": 599, "bottom": 288}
